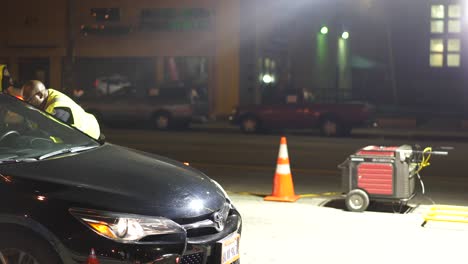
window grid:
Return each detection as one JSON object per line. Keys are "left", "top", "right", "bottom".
{"left": 430, "top": 4, "right": 461, "bottom": 68}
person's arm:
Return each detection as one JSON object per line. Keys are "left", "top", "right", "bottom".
{"left": 53, "top": 107, "right": 74, "bottom": 125}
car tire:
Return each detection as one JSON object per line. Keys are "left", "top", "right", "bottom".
{"left": 0, "top": 229, "right": 61, "bottom": 264}
{"left": 345, "top": 189, "right": 370, "bottom": 212}
{"left": 152, "top": 113, "right": 171, "bottom": 130}
{"left": 319, "top": 117, "right": 342, "bottom": 137}
{"left": 240, "top": 116, "right": 259, "bottom": 134}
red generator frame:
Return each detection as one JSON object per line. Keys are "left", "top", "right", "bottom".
{"left": 340, "top": 145, "right": 417, "bottom": 212}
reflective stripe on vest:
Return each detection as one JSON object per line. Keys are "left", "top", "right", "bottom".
{"left": 45, "top": 89, "right": 101, "bottom": 139}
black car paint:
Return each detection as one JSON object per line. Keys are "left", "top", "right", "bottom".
{"left": 2, "top": 144, "right": 226, "bottom": 218}
{"left": 0, "top": 143, "right": 240, "bottom": 264}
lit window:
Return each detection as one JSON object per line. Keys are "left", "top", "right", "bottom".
{"left": 431, "top": 20, "right": 444, "bottom": 33}
{"left": 448, "top": 20, "right": 461, "bottom": 33}
{"left": 431, "top": 5, "right": 445, "bottom": 19}
{"left": 429, "top": 5, "right": 461, "bottom": 68}
{"left": 430, "top": 39, "right": 444, "bottom": 52}
{"left": 447, "top": 39, "right": 461, "bottom": 52}
{"left": 430, "top": 54, "right": 444, "bottom": 67}
{"left": 448, "top": 5, "right": 461, "bottom": 18}
{"left": 447, "top": 54, "right": 460, "bottom": 67}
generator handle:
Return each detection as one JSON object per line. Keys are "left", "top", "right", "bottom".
{"left": 398, "top": 150, "right": 449, "bottom": 156}
{"left": 424, "top": 151, "right": 448, "bottom": 156}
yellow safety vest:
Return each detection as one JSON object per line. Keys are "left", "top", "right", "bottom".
{"left": 0, "top": 64, "right": 6, "bottom": 93}
{"left": 45, "top": 89, "right": 101, "bottom": 140}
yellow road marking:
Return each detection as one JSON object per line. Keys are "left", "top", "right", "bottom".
{"left": 423, "top": 205, "right": 468, "bottom": 226}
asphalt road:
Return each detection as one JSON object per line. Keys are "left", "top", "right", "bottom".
{"left": 103, "top": 128, "right": 468, "bottom": 264}
{"left": 103, "top": 128, "right": 468, "bottom": 206}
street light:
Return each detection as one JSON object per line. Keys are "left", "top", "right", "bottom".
{"left": 341, "top": 31, "right": 350, "bottom": 40}
{"left": 262, "top": 74, "right": 273, "bottom": 84}
{"left": 320, "top": 26, "right": 329, "bottom": 35}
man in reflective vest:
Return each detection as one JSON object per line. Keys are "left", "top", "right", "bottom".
{"left": 0, "top": 64, "right": 23, "bottom": 100}
{"left": 22, "top": 80, "right": 101, "bottom": 140}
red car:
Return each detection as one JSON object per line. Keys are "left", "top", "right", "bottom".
{"left": 229, "top": 91, "right": 375, "bottom": 137}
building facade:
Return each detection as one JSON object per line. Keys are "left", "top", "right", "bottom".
{"left": 0, "top": 0, "right": 243, "bottom": 116}
{"left": 288, "top": 0, "right": 468, "bottom": 113}
{"left": 3, "top": 0, "right": 465, "bottom": 115}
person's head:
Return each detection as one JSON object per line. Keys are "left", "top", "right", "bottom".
{"left": 22, "top": 80, "right": 48, "bottom": 107}
{"left": 0, "top": 64, "right": 15, "bottom": 94}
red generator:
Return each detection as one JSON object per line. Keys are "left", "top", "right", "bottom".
{"left": 340, "top": 145, "right": 418, "bottom": 212}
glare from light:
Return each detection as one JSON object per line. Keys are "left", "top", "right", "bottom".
{"left": 342, "top": 31, "right": 350, "bottom": 39}
{"left": 262, "top": 74, "right": 273, "bottom": 84}
{"left": 320, "top": 26, "right": 329, "bottom": 35}
{"left": 115, "top": 218, "right": 128, "bottom": 238}
{"left": 37, "top": 195, "right": 46, "bottom": 201}
{"left": 189, "top": 199, "right": 204, "bottom": 212}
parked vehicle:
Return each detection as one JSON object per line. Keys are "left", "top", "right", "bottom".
{"left": 94, "top": 74, "right": 132, "bottom": 96}
{"left": 78, "top": 85, "right": 196, "bottom": 130}
{"left": 229, "top": 89, "right": 375, "bottom": 136}
{"left": 0, "top": 94, "right": 241, "bottom": 264}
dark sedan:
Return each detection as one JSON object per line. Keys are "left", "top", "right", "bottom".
{"left": 0, "top": 94, "right": 241, "bottom": 264}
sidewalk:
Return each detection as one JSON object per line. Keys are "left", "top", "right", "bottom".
{"left": 231, "top": 193, "right": 468, "bottom": 264}
{"left": 190, "top": 119, "right": 468, "bottom": 140}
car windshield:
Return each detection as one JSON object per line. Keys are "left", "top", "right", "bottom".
{"left": 0, "top": 95, "right": 99, "bottom": 162}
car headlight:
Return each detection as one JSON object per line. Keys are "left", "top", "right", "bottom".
{"left": 69, "top": 208, "right": 185, "bottom": 243}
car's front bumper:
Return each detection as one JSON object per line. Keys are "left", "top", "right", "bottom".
{"left": 61, "top": 212, "right": 242, "bottom": 264}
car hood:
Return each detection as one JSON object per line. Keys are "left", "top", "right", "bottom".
{"left": 1, "top": 144, "right": 226, "bottom": 219}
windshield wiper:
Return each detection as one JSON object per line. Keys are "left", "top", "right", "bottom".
{"left": 38, "top": 145, "right": 99, "bottom": 160}
{"left": 0, "top": 158, "right": 38, "bottom": 164}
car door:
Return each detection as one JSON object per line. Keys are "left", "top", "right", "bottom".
{"left": 100, "top": 87, "right": 144, "bottom": 122}
{"left": 260, "top": 94, "right": 306, "bottom": 129}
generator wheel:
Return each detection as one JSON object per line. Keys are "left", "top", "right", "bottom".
{"left": 345, "top": 189, "right": 370, "bottom": 212}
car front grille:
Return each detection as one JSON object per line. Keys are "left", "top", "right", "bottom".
{"left": 186, "top": 227, "right": 218, "bottom": 238}
{"left": 182, "top": 201, "right": 231, "bottom": 239}
{"left": 181, "top": 252, "right": 204, "bottom": 264}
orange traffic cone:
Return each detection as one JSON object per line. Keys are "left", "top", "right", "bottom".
{"left": 264, "top": 137, "right": 300, "bottom": 202}
{"left": 86, "top": 248, "right": 99, "bottom": 264}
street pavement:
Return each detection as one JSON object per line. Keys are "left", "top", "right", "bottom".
{"left": 103, "top": 127, "right": 468, "bottom": 264}
{"left": 103, "top": 127, "right": 468, "bottom": 205}
{"left": 233, "top": 194, "right": 468, "bottom": 264}
{"left": 189, "top": 120, "right": 468, "bottom": 141}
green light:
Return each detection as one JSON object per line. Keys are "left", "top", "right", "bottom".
{"left": 320, "top": 26, "right": 329, "bottom": 35}
{"left": 342, "top": 31, "right": 350, "bottom": 40}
